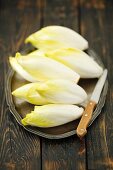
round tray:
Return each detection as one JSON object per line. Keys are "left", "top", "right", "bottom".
{"left": 5, "top": 49, "right": 108, "bottom": 139}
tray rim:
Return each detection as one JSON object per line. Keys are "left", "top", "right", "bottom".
{"left": 5, "top": 49, "right": 108, "bottom": 139}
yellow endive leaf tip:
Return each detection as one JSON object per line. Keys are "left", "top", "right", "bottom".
{"left": 9, "top": 56, "right": 13, "bottom": 63}
{"left": 15, "top": 52, "right": 21, "bottom": 58}
{"left": 25, "top": 35, "right": 35, "bottom": 44}
{"left": 21, "top": 113, "right": 31, "bottom": 125}
{"left": 12, "top": 91, "right": 15, "bottom": 96}
{"left": 21, "top": 119, "right": 28, "bottom": 125}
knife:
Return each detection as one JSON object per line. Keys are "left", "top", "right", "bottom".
{"left": 76, "top": 69, "right": 108, "bottom": 138}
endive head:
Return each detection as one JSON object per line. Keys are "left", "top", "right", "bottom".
{"left": 37, "top": 79, "right": 87, "bottom": 104}
{"left": 25, "top": 25, "right": 88, "bottom": 51}
{"left": 15, "top": 51, "right": 80, "bottom": 82}
{"left": 21, "top": 104, "right": 84, "bottom": 127}
{"left": 45, "top": 48, "right": 103, "bottom": 78}
{"left": 12, "top": 80, "right": 87, "bottom": 105}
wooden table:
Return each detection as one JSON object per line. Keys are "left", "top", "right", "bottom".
{"left": 0, "top": 0, "right": 113, "bottom": 169}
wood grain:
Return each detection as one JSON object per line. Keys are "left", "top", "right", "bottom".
{"left": 80, "top": 0, "right": 113, "bottom": 169}
{"left": 0, "top": 0, "right": 113, "bottom": 170}
{"left": 42, "top": 136, "right": 86, "bottom": 170}
{"left": 43, "top": 0, "right": 79, "bottom": 31}
{"left": 41, "top": 0, "right": 86, "bottom": 170}
{"left": 0, "top": 0, "right": 42, "bottom": 169}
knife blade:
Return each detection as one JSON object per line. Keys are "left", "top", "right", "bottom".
{"left": 76, "top": 69, "right": 108, "bottom": 138}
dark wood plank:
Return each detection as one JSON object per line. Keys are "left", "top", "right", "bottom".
{"left": 42, "top": 0, "right": 79, "bottom": 30}
{"left": 41, "top": 0, "right": 86, "bottom": 170}
{"left": 0, "top": 0, "right": 42, "bottom": 169}
{"left": 80, "top": 0, "right": 113, "bottom": 169}
{"left": 0, "top": 7, "right": 15, "bottom": 170}
{"left": 42, "top": 137, "right": 86, "bottom": 170}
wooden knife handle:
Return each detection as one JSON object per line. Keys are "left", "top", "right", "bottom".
{"left": 77, "top": 100, "right": 96, "bottom": 138}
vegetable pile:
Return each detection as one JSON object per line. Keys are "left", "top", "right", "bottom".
{"left": 9, "top": 26, "right": 103, "bottom": 128}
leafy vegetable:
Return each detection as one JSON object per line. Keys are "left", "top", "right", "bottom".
{"left": 25, "top": 26, "right": 88, "bottom": 51}
{"left": 12, "top": 79, "right": 87, "bottom": 105}
{"left": 45, "top": 48, "right": 103, "bottom": 78}
{"left": 21, "top": 104, "right": 84, "bottom": 127}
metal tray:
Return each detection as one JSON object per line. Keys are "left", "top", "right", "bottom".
{"left": 5, "top": 48, "right": 108, "bottom": 139}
